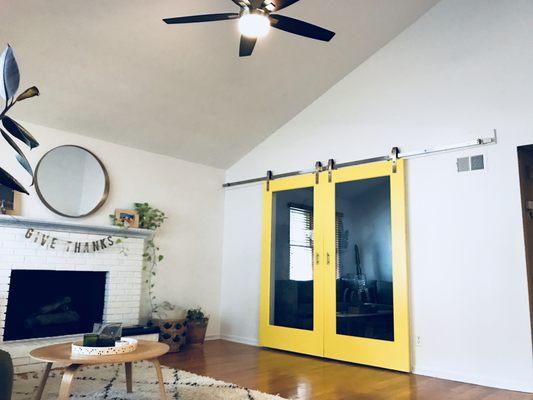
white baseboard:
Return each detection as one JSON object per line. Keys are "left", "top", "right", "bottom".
{"left": 413, "top": 366, "right": 533, "bottom": 394}
{"left": 219, "top": 334, "right": 259, "bottom": 346}
{"left": 205, "top": 334, "right": 221, "bottom": 341}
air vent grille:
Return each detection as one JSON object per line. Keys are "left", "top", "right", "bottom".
{"left": 457, "top": 155, "right": 484, "bottom": 173}
{"left": 457, "top": 157, "right": 470, "bottom": 172}
{"left": 471, "top": 155, "right": 484, "bottom": 170}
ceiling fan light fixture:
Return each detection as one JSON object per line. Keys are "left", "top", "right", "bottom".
{"left": 238, "top": 12, "right": 270, "bottom": 38}
{"left": 162, "top": 0, "right": 335, "bottom": 57}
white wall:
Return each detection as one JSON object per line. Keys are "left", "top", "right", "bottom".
{"left": 220, "top": 0, "right": 533, "bottom": 392}
{"left": 1, "top": 121, "right": 225, "bottom": 337}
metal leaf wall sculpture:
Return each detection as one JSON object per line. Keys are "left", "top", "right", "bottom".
{"left": 0, "top": 45, "right": 40, "bottom": 195}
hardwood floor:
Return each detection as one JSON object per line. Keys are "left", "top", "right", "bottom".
{"left": 160, "top": 340, "right": 533, "bottom": 400}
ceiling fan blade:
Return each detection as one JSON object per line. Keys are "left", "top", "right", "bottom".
{"left": 163, "top": 13, "right": 239, "bottom": 24}
{"left": 239, "top": 36, "right": 257, "bottom": 57}
{"left": 270, "top": 0, "right": 301, "bottom": 11}
{"left": 269, "top": 14, "right": 335, "bottom": 41}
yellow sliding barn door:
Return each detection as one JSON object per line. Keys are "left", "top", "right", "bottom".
{"left": 322, "top": 160, "right": 410, "bottom": 371}
{"left": 259, "top": 173, "right": 324, "bottom": 356}
{"left": 259, "top": 160, "right": 410, "bottom": 372}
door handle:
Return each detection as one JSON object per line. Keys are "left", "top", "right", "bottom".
{"left": 327, "top": 253, "right": 331, "bottom": 265}
{"left": 316, "top": 253, "right": 320, "bottom": 265}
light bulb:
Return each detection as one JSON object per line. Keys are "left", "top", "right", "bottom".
{"left": 238, "top": 13, "right": 270, "bottom": 38}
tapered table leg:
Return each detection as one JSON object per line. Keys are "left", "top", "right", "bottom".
{"left": 58, "top": 364, "right": 81, "bottom": 400}
{"left": 125, "top": 362, "right": 133, "bottom": 393}
{"left": 33, "top": 362, "right": 52, "bottom": 400}
{"left": 151, "top": 359, "right": 167, "bottom": 399}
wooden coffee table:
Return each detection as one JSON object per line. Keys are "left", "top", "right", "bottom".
{"left": 29, "top": 339, "right": 170, "bottom": 400}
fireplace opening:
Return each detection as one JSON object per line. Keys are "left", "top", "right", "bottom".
{"left": 4, "top": 270, "right": 107, "bottom": 341}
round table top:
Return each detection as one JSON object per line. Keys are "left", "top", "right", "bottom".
{"left": 29, "top": 339, "right": 169, "bottom": 364}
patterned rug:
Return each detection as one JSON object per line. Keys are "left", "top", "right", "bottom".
{"left": 13, "top": 361, "right": 288, "bottom": 399}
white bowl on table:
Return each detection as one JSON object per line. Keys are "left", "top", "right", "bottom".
{"left": 71, "top": 337, "right": 138, "bottom": 357}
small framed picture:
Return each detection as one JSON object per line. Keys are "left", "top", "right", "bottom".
{"left": 115, "top": 209, "right": 139, "bottom": 228}
{"left": 0, "top": 185, "right": 20, "bottom": 215}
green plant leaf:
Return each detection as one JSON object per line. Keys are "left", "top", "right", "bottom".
{"left": 0, "top": 45, "right": 20, "bottom": 100}
{"left": 16, "top": 86, "right": 39, "bottom": 102}
{"left": 158, "top": 255, "right": 164, "bottom": 262}
{"left": 2, "top": 116, "right": 39, "bottom": 149}
{"left": 1, "top": 128, "right": 33, "bottom": 179}
{"left": 0, "top": 166, "right": 28, "bottom": 194}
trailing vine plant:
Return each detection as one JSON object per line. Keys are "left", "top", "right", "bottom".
{"left": 134, "top": 203, "right": 167, "bottom": 316}
{"left": 109, "top": 203, "right": 167, "bottom": 317}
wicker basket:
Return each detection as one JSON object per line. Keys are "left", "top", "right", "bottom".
{"left": 154, "top": 318, "right": 188, "bottom": 353}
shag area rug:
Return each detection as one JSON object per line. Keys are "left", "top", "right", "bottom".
{"left": 13, "top": 361, "right": 288, "bottom": 400}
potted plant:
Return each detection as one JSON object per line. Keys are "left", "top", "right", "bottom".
{"left": 186, "top": 307, "right": 209, "bottom": 345}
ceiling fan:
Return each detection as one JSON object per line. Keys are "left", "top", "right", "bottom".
{"left": 163, "top": 0, "right": 335, "bottom": 57}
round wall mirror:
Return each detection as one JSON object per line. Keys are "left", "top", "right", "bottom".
{"left": 35, "top": 145, "right": 109, "bottom": 218}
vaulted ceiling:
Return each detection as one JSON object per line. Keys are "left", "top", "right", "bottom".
{"left": 1, "top": 0, "right": 439, "bottom": 168}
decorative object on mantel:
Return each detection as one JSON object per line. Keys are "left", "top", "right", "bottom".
{"left": 113, "top": 208, "right": 140, "bottom": 228}
{"left": 0, "top": 184, "right": 16, "bottom": 215}
{"left": 186, "top": 307, "right": 209, "bottom": 345}
{"left": 0, "top": 45, "right": 41, "bottom": 195}
{"left": 23, "top": 228, "right": 117, "bottom": 253}
{"left": 35, "top": 145, "right": 110, "bottom": 218}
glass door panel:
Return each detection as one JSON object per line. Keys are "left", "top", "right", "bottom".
{"left": 324, "top": 161, "right": 410, "bottom": 372}
{"left": 260, "top": 174, "right": 324, "bottom": 357}
{"left": 270, "top": 187, "right": 314, "bottom": 331}
{"left": 335, "top": 176, "right": 394, "bottom": 341}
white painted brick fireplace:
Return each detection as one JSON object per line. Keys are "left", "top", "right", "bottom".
{"left": 0, "top": 215, "right": 153, "bottom": 372}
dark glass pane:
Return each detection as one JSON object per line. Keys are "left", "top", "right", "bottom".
{"left": 335, "top": 177, "right": 394, "bottom": 341}
{"left": 270, "top": 187, "right": 314, "bottom": 330}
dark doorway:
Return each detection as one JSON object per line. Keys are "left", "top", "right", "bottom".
{"left": 517, "top": 145, "right": 533, "bottom": 343}
{"left": 4, "top": 270, "right": 106, "bottom": 341}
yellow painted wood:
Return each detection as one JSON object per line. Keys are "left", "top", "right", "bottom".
{"left": 259, "top": 173, "right": 324, "bottom": 357}
{"left": 323, "top": 160, "right": 410, "bottom": 371}
{"left": 259, "top": 161, "right": 410, "bottom": 371}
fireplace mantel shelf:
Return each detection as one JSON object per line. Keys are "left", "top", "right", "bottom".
{"left": 0, "top": 215, "right": 153, "bottom": 239}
